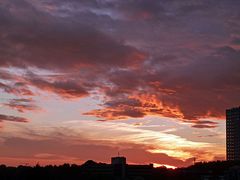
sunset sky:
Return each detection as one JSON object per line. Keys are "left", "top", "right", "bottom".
{"left": 0, "top": 0, "right": 240, "bottom": 168}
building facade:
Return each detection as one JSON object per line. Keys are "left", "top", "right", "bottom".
{"left": 226, "top": 107, "right": 240, "bottom": 160}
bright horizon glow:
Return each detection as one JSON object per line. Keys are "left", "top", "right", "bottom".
{"left": 153, "top": 163, "right": 177, "bottom": 169}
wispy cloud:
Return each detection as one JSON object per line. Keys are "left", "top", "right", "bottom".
{"left": 0, "top": 114, "right": 28, "bottom": 123}
{"left": 3, "top": 98, "right": 41, "bottom": 113}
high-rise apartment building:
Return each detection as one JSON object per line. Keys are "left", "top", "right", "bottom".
{"left": 226, "top": 107, "right": 240, "bottom": 160}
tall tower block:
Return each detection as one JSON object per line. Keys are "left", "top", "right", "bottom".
{"left": 226, "top": 107, "right": 240, "bottom": 160}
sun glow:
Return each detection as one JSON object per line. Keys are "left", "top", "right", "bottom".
{"left": 61, "top": 119, "right": 214, "bottom": 161}
{"left": 148, "top": 149, "right": 192, "bottom": 160}
{"left": 153, "top": 163, "right": 177, "bottom": 169}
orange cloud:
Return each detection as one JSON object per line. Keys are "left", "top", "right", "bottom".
{"left": 84, "top": 93, "right": 222, "bottom": 129}
{"left": 84, "top": 94, "right": 183, "bottom": 120}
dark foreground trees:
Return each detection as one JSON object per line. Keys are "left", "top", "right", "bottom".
{"left": 0, "top": 161, "right": 239, "bottom": 180}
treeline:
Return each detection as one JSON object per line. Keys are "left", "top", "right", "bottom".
{"left": 0, "top": 164, "right": 88, "bottom": 180}
{"left": 0, "top": 161, "right": 239, "bottom": 180}
{"left": 0, "top": 163, "right": 189, "bottom": 180}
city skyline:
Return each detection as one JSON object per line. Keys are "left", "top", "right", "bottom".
{"left": 0, "top": 0, "right": 240, "bottom": 168}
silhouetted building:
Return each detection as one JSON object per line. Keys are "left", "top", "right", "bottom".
{"left": 111, "top": 156, "right": 126, "bottom": 165}
{"left": 226, "top": 107, "right": 240, "bottom": 161}
{"left": 225, "top": 166, "right": 240, "bottom": 180}
{"left": 81, "top": 156, "right": 153, "bottom": 180}
{"left": 111, "top": 156, "right": 126, "bottom": 179}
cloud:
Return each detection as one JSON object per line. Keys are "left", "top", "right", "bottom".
{"left": 84, "top": 94, "right": 184, "bottom": 120}
{"left": 1, "top": 0, "right": 240, "bottom": 129}
{"left": 84, "top": 107, "right": 146, "bottom": 120}
{"left": 0, "top": 114, "right": 28, "bottom": 123}
{"left": 3, "top": 98, "right": 41, "bottom": 113}
{"left": 116, "top": 0, "right": 166, "bottom": 20}
{"left": 192, "top": 124, "right": 217, "bottom": 129}
{"left": 85, "top": 46, "right": 240, "bottom": 127}
{"left": 0, "top": 119, "right": 220, "bottom": 167}
{"left": 0, "top": 0, "right": 235, "bottom": 169}
{"left": 25, "top": 73, "right": 89, "bottom": 99}
{"left": 0, "top": 0, "right": 146, "bottom": 71}
{"left": 190, "top": 121, "right": 218, "bottom": 129}
{"left": 153, "top": 46, "right": 240, "bottom": 120}
{"left": 0, "top": 82, "right": 34, "bottom": 96}
{"left": 29, "top": 0, "right": 166, "bottom": 21}
{"left": 232, "top": 38, "right": 240, "bottom": 45}
{"left": 0, "top": 70, "right": 19, "bottom": 81}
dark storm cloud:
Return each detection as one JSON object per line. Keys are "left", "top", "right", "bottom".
{"left": 0, "top": 0, "right": 146, "bottom": 70}
{"left": 152, "top": 46, "right": 240, "bottom": 120}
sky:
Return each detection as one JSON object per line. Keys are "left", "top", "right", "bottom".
{"left": 0, "top": 0, "right": 240, "bottom": 168}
